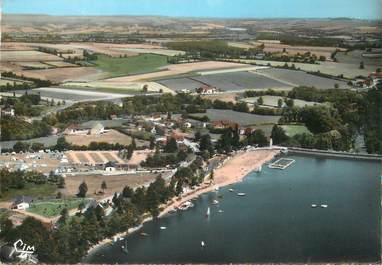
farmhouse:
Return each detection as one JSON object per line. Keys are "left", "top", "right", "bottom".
{"left": 212, "top": 120, "right": 239, "bottom": 130}
{"left": 64, "top": 122, "right": 105, "bottom": 135}
{"left": 196, "top": 85, "right": 218, "bottom": 94}
{"left": 369, "top": 72, "right": 382, "bottom": 87}
{"left": 11, "top": 196, "right": 34, "bottom": 210}
{"left": 1, "top": 107, "right": 15, "bottom": 116}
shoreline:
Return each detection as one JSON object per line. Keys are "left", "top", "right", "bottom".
{"left": 86, "top": 148, "right": 280, "bottom": 255}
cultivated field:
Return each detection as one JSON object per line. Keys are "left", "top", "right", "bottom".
{"left": 336, "top": 49, "right": 382, "bottom": 66}
{"left": 1, "top": 42, "right": 162, "bottom": 58}
{"left": 255, "top": 42, "right": 346, "bottom": 59}
{"left": 159, "top": 71, "right": 291, "bottom": 92}
{"left": 63, "top": 172, "right": 160, "bottom": 198}
{"left": 45, "top": 61, "right": 78, "bottom": 67}
{"left": 62, "top": 80, "right": 175, "bottom": 95}
{"left": 192, "top": 71, "right": 292, "bottom": 91}
{"left": 192, "top": 109, "right": 280, "bottom": 126}
{"left": 20, "top": 67, "right": 105, "bottom": 82}
{"left": 65, "top": 129, "right": 132, "bottom": 146}
{"left": 14, "top": 61, "right": 53, "bottom": 69}
{"left": 227, "top": 59, "right": 372, "bottom": 79}
{"left": 91, "top": 54, "right": 169, "bottom": 78}
{"left": 1, "top": 50, "right": 63, "bottom": 62}
{"left": 66, "top": 150, "right": 126, "bottom": 165}
{"left": 18, "top": 87, "right": 125, "bottom": 102}
{"left": 104, "top": 61, "right": 247, "bottom": 82}
{"left": 116, "top": 48, "right": 185, "bottom": 56}
{"left": 256, "top": 68, "right": 349, "bottom": 89}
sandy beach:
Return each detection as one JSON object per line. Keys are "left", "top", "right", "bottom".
{"left": 87, "top": 148, "right": 279, "bottom": 254}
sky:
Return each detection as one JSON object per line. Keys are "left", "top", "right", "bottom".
{"left": 2, "top": 0, "right": 382, "bottom": 19}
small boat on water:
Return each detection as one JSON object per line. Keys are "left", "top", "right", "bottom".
{"left": 160, "top": 226, "right": 167, "bottom": 230}
{"left": 237, "top": 193, "right": 246, "bottom": 196}
{"left": 311, "top": 204, "right": 317, "bottom": 208}
{"left": 257, "top": 165, "right": 262, "bottom": 172}
{"left": 320, "top": 204, "right": 328, "bottom": 208}
{"left": 229, "top": 188, "right": 234, "bottom": 192}
{"left": 215, "top": 187, "right": 219, "bottom": 192}
{"left": 218, "top": 209, "right": 224, "bottom": 213}
{"left": 201, "top": 241, "right": 205, "bottom": 247}
{"left": 140, "top": 232, "right": 149, "bottom": 236}
{"left": 206, "top": 207, "right": 210, "bottom": 217}
{"left": 212, "top": 199, "right": 219, "bottom": 205}
{"left": 179, "top": 201, "right": 194, "bottom": 210}
{"left": 121, "top": 239, "right": 128, "bottom": 254}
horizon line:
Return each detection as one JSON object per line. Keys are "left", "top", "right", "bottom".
{"left": 3, "top": 12, "right": 380, "bottom": 21}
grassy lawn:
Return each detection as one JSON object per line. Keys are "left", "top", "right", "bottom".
{"left": 281, "top": 125, "right": 311, "bottom": 137}
{"left": 60, "top": 86, "right": 143, "bottom": 94}
{"left": 27, "top": 198, "right": 89, "bottom": 217}
{"left": 92, "top": 54, "right": 168, "bottom": 78}
{"left": 0, "top": 183, "right": 57, "bottom": 202}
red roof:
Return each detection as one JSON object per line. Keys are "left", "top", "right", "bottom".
{"left": 369, "top": 72, "right": 382, "bottom": 78}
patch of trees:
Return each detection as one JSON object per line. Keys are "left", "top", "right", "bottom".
{"left": 83, "top": 50, "right": 98, "bottom": 61}
{"left": 1, "top": 71, "right": 52, "bottom": 87}
{"left": 2, "top": 94, "right": 44, "bottom": 117}
{"left": 256, "top": 33, "right": 344, "bottom": 47}
{"left": 141, "top": 149, "right": 187, "bottom": 168}
{"left": 252, "top": 106, "right": 283, "bottom": 116}
{"left": 1, "top": 116, "right": 52, "bottom": 141}
{"left": 243, "top": 129, "right": 268, "bottom": 147}
{"left": 122, "top": 94, "right": 211, "bottom": 115}
{"left": 166, "top": 40, "right": 258, "bottom": 60}
{"left": 217, "top": 126, "right": 241, "bottom": 153}
{"left": 56, "top": 101, "right": 121, "bottom": 123}
{"left": 0, "top": 169, "right": 64, "bottom": 198}
{"left": 244, "top": 89, "right": 287, "bottom": 98}
{"left": 171, "top": 156, "right": 206, "bottom": 194}
{"left": 0, "top": 81, "right": 34, "bottom": 92}
{"left": 363, "top": 87, "right": 382, "bottom": 154}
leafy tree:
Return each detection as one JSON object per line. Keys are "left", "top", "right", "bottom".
{"left": 285, "top": 98, "right": 294, "bottom": 108}
{"left": 271, "top": 125, "right": 289, "bottom": 145}
{"left": 55, "top": 137, "right": 70, "bottom": 151}
{"left": 278, "top": 98, "right": 283, "bottom": 108}
{"left": 248, "top": 129, "right": 268, "bottom": 147}
{"left": 57, "top": 176, "right": 65, "bottom": 188}
{"left": 58, "top": 208, "right": 69, "bottom": 224}
{"left": 122, "top": 185, "right": 134, "bottom": 198}
{"left": 101, "top": 181, "right": 107, "bottom": 191}
{"left": 164, "top": 137, "right": 178, "bottom": 153}
{"left": 77, "top": 181, "right": 88, "bottom": 198}
{"left": 218, "top": 129, "right": 233, "bottom": 153}
{"left": 257, "top": 96, "right": 264, "bottom": 105}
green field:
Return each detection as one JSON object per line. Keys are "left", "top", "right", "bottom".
{"left": 27, "top": 198, "right": 89, "bottom": 217}
{"left": 92, "top": 54, "right": 168, "bottom": 78}
{"left": 0, "top": 183, "right": 57, "bottom": 202}
{"left": 281, "top": 125, "right": 311, "bottom": 137}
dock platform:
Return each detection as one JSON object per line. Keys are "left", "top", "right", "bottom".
{"left": 268, "top": 158, "right": 295, "bottom": 170}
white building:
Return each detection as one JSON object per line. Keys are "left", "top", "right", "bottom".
{"left": 16, "top": 202, "right": 30, "bottom": 210}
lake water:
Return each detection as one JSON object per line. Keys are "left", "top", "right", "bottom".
{"left": 86, "top": 155, "right": 381, "bottom": 263}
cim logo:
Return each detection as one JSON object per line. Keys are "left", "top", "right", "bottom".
{"left": 13, "top": 239, "right": 37, "bottom": 263}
